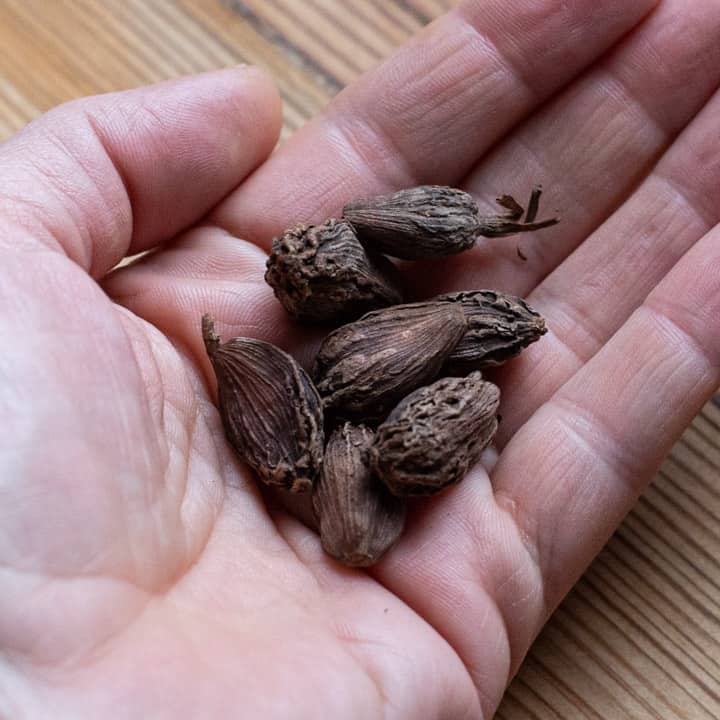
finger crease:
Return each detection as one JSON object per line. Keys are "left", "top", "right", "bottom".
{"left": 452, "top": 9, "right": 540, "bottom": 107}
{"left": 654, "top": 166, "right": 719, "bottom": 230}
{"left": 641, "top": 301, "right": 720, "bottom": 377}
{"left": 551, "top": 393, "right": 646, "bottom": 488}
{"left": 489, "top": 494, "right": 550, "bottom": 650}
{"left": 83, "top": 109, "right": 135, "bottom": 268}
{"left": 330, "top": 112, "right": 423, "bottom": 193}
{"left": 538, "top": 287, "right": 612, "bottom": 367}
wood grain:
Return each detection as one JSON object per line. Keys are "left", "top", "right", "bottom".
{"left": 0, "top": 2, "right": 718, "bottom": 717}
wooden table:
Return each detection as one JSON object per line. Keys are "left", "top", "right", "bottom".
{"left": 1, "top": 2, "right": 718, "bottom": 717}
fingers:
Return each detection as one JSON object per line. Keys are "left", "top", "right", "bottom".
{"left": 370, "top": 219, "right": 720, "bottom": 714}
{"left": 493, "top": 219, "right": 720, "bottom": 614}
{"left": 495, "top": 80, "right": 720, "bottom": 443}
{"left": 209, "top": 0, "right": 656, "bottom": 249}
{"left": 372, "top": 470, "right": 543, "bottom": 716}
{"left": 0, "top": 66, "right": 281, "bottom": 277}
{"left": 406, "top": 0, "right": 720, "bottom": 298}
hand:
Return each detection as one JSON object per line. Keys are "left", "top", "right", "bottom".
{"left": 2, "top": 1, "right": 718, "bottom": 717}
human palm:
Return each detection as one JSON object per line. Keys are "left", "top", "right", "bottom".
{"left": 2, "top": 1, "right": 719, "bottom": 717}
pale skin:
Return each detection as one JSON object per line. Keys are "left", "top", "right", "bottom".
{"left": 1, "top": 0, "right": 719, "bottom": 717}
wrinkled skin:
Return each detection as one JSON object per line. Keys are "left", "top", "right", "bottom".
{"left": 1, "top": 1, "right": 720, "bottom": 717}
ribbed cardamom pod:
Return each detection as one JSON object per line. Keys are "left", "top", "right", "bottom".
{"left": 343, "top": 185, "right": 478, "bottom": 259}
{"left": 437, "top": 290, "right": 547, "bottom": 373}
{"left": 265, "top": 219, "right": 403, "bottom": 324}
{"left": 313, "top": 301, "right": 467, "bottom": 421}
{"left": 202, "top": 315, "right": 323, "bottom": 493}
{"left": 313, "top": 423, "right": 406, "bottom": 567}
{"left": 343, "top": 185, "right": 558, "bottom": 260}
{"left": 372, "top": 372, "right": 500, "bottom": 497}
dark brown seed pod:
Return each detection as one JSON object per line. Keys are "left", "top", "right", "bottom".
{"left": 313, "top": 423, "right": 406, "bottom": 567}
{"left": 202, "top": 315, "right": 323, "bottom": 493}
{"left": 343, "top": 185, "right": 479, "bottom": 260}
{"left": 265, "top": 219, "right": 403, "bottom": 324}
{"left": 437, "top": 290, "right": 547, "bottom": 373}
{"left": 343, "top": 185, "right": 559, "bottom": 260}
{"left": 313, "top": 301, "right": 467, "bottom": 422}
{"left": 372, "top": 372, "right": 500, "bottom": 497}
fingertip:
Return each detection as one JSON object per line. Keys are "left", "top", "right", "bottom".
{"left": 85, "top": 64, "right": 284, "bottom": 258}
{"left": 218, "top": 64, "right": 283, "bottom": 162}
{"left": 0, "top": 64, "right": 285, "bottom": 277}
{"left": 139, "top": 63, "right": 283, "bottom": 172}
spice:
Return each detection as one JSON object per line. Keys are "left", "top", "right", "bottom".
{"left": 437, "top": 290, "right": 547, "bottom": 373}
{"left": 265, "top": 219, "right": 403, "bottom": 323}
{"left": 313, "top": 301, "right": 467, "bottom": 421}
{"left": 202, "top": 315, "right": 323, "bottom": 492}
{"left": 313, "top": 423, "right": 406, "bottom": 567}
{"left": 343, "top": 185, "right": 479, "bottom": 259}
{"left": 207, "top": 182, "right": 556, "bottom": 565}
{"left": 372, "top": 372, "right": 500, "bottom": 496}
{"left": 343, "top": 185, "right": 558, "bottom": 260}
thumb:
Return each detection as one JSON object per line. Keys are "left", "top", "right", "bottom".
{"left": 0, "top": 65, "right": 281, "bottom": 278}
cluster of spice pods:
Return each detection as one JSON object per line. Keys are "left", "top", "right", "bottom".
{"left": 203, "top": 185, "right": 557, "bottom": 566}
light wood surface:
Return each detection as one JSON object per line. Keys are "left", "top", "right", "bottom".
{"left": 1, "top": 2, "right": 718, "bottom": 717}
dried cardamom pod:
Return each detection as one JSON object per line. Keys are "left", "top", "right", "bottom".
{"left": 265, "top": 219, "right": 403, "bottom": 324}
{"left": 343, "top": 185, "right": 558, "bottom": 260}
{"left": 202, "top": 315, "right": 323, "bottom": 492}
{"left": 372, "top": 372, "right": 500, "bottom": 497}
{"left": 437, "top": 290, "right": 547, "bottom": 373}
{"left": 313, "top": 301, "right": 467, "bottom": 421}
{"left": 343, "top": 185, "right": 479, "bottom": 259}
{"left": 313, "top": 423, "right": 406, "bottom": 567}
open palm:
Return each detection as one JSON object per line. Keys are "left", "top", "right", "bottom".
{"left": 2, "top": 1, "right": 719, "bottom": 717}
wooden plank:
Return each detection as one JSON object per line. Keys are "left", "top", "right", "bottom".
{"left": 180, "top": 0, "right": 335, "bottom": 132}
